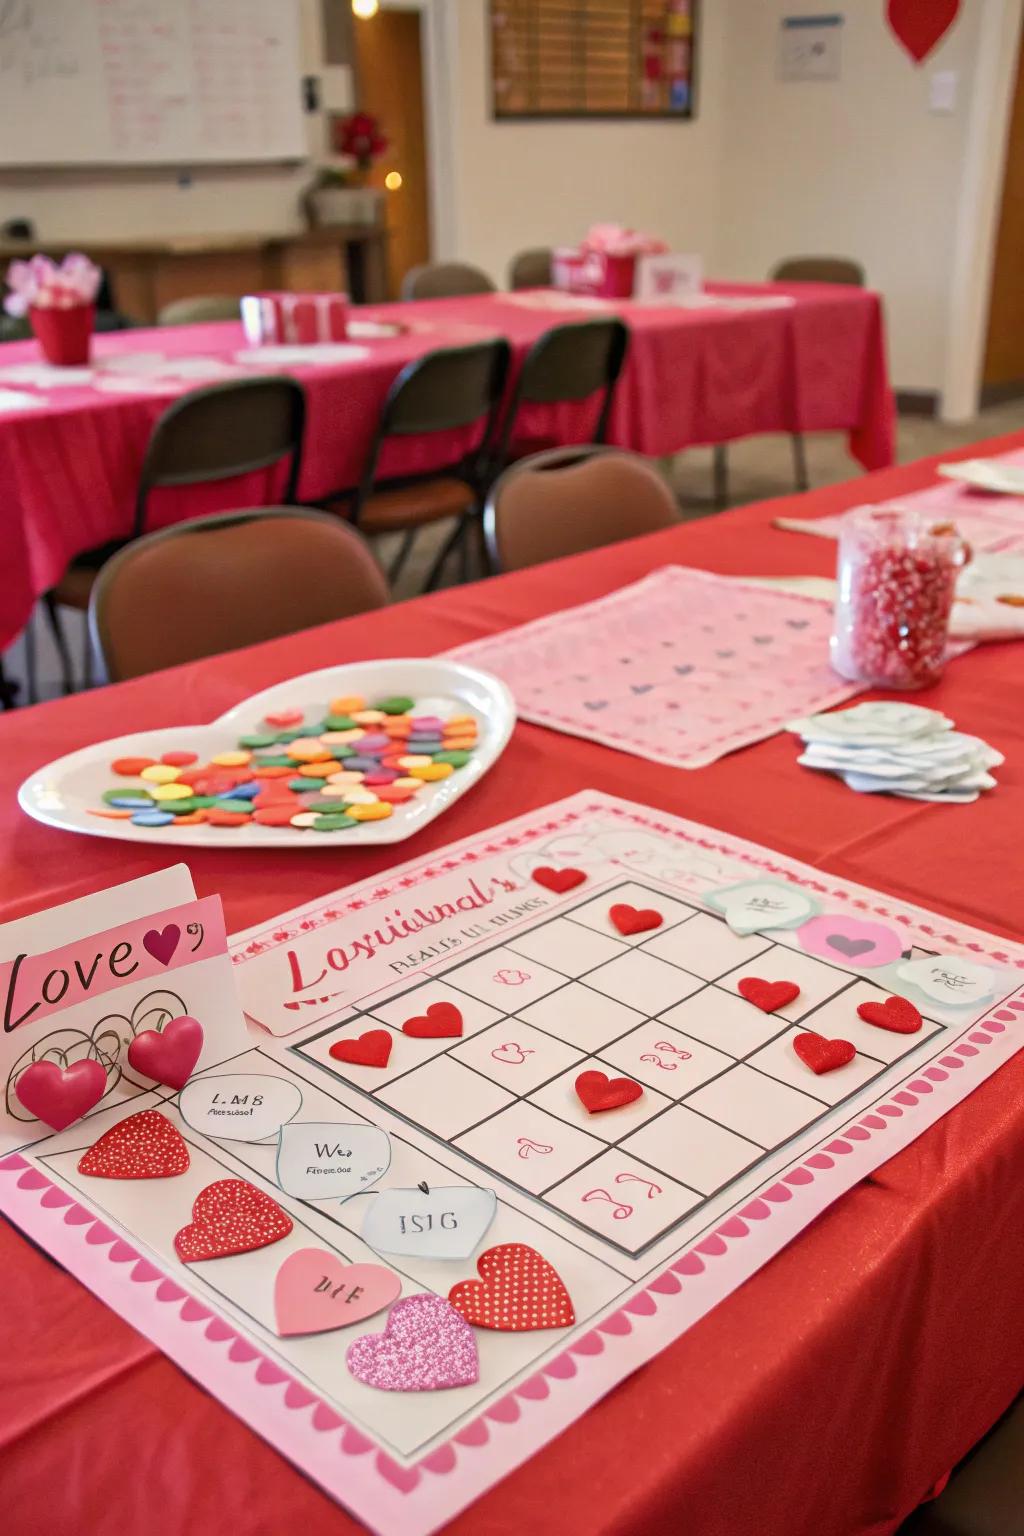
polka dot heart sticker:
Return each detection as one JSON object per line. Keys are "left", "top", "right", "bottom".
{"left": 448, "top": 1242, "right": 575, "bottom": 1332}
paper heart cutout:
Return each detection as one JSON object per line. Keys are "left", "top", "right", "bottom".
{"left": 793, "top": 1033, "right": 856, "bottom": 1075}
{"left": 532, "top": 866, "right": 587, "bottom": 894}
{"left": 330, "top": 1029, "right": 393, "bottom": 1068}
{"left": 78, "top": 1109, "right": 189, "bottom": 1179}
{"left": 448, "top": 1242, "right": 575, "bottom": 1331}
{"left": 857, "top": 995, "right": 923, "bottom": 1034}
{"left": 346, "top": 1294, "right": 479, "bottom": 1391}
{"left": 886, "top": 0, "right": 960, "bottom": 64}
{"left": 575, "top": 1069, "right": 643, "bottom": 1113}
{"left": 402, "top": 1001, "right": 463, "bottom": 1038}
{"left": 609, "top": 903, "right": 663, "bottom": 936}
{"left": 127, "top": 1014, "right": 203, "bottom": 1090}
{"left": 143, "top": 924, "right": 180, "bottom": 966}
{"left": 174, "top": 1178, "right": 292, "bottom": 1263}
{"left": 15, "top": 1059, "right": 106, "bottom": 1131}
{"left": 274, "top": 1249, "right": 400, "bottom": 1337}
{"left": 738, "top": 977, "right": 800, "bottom": 1013}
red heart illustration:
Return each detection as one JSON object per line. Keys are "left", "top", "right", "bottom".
{"left": 174, "top": 1178, "right": 292, "bottom": 1263}
{"left": 15, "top": 1059, "right": 106, "bottom": 1131}
{"left": 574, "top": 1069, "right": 643, "bottom": 1113}
{"left": 448, "top": 1243, "right": 575, "bottom": 1331}
{"left": 79, "top": 1109, "right": 190, "bottom": 1180}
{"left": 532, "top": 866, "right": 587, "bottom": 894}
{"left": 857, "top": 995, "right": 923, "bottom": 1034}
{"left": 793, "top": 1033, "right": 856, "bottom": 1075}
{"left": 127, "top": 1014, "right": 204, "bottom": 1090}
{"left": 738, "top": 977, "right": 800, "bottom": 1013}
{"left": 330, "top": 1029, "right": 393, "bottom": 1068}
{"left": 143, "top": 924, "right": 181, "bottom": 966}
{"left": 887, "top": 0, "right": 960, "bottom": 64}
{"left": 609, "top": 903, "right": 663, "bottom": 936}
{"left": 402, "top": 1002, "right": 463, "bottom": 1038}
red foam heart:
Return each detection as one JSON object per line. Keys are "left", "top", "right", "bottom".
{"left": 448, "top": 1243, "right": 575, "bottom": 1331}
{"left": 78, "top": 1109, "right": 190, "bottom": 1180}
{"left": 15, "top": 1059, "right": 106, "bottom": 1131}
{"left": 532, "top": 867, "right": 587, "bottom": 894}
{"left": 174, "top": 1178, "right": 292, "bottom": 1263}
{"left": 330, "top": 1029, "right": 393, "bottom": 1068}
{"left": 402, "top": 1002, "right": 463, "bottom": 1038}
{"left": 574, "top": 1069, "right": 643, "bottom": 1113}
{"left": 738, "top": 977, "right": 800, "bottom": 1013}
{"left": 857, "top": 995, "right": 923, "bottom": 1035}
{"left": 887, "top": 0, "right": 960, "bottom": 64}
{"left": 127, "top": 1014, "right": 203, "bottom": 1091}
{"left": 609, "top": 903, "right": 663, "bottom": 936}
{"left": 793, "top": 1033, "right": 856, "bottom": 1075}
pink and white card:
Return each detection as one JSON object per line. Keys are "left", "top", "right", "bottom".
{"left": 2, "top": 796, "right": 1021, "bottom": 1536}
{"left": 448, "top": 567, "right": 859, "bottom": 767}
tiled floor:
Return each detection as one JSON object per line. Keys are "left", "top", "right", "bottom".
{"left": 6, "top": 401, "right": 1024, "bottom": 705}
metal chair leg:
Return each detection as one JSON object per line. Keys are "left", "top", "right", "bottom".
{"left": 0, "top": 656, "right": 19, "bottom": 709}
{"left": 791, "top": 432, "right": 810, "bottom": 492}
{"left": 22, "top": 609, "right": 38, "bottom": 705}
{"left": 423, "top": 519, "right": 467, "bottom": 593}
{"left": 82, "top": 612, "right": 94, "bottom": 690}
{"left": 41, "top": 592, "right": 76, "bottom": 695}
{"left": 386, "top": 529, "right": 417, "bottom": 586}
{"left": 712, "top": 444, "right": 729, "bottom": 510}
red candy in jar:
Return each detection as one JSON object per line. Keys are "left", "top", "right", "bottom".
{"left": 831, "top": 507, "right": 969, "bottom": 689}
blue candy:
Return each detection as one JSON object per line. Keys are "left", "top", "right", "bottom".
{"left": 108, "top": 795, "right": 155, "bottom": 809}
{"left": 222, "top": 781, "right": 260, "bottom": 800}
{"left": 343, "top": 756, "right": 382, "bottom": 772}
{"left": 131, "top": 810, "right": 176, "bottom": 827}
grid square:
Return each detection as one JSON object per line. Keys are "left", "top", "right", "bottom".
{"left": 685, "top": 1064, "right": 823, "bottom": 1146}
{"left": 621, "top": 1106, "right": 764, "bottom": 1196}
{"left": 568, "top": 883, "right": 698, "bottom": 945}
{"left": 746, "top": 1028, "right": 887, "bottom": 1106}
{"left": 451, "top": 1020, "right": 583, "bottom": 1094}
{"left": 717, "top": 947, "right": 855, "bottom": 1022}
{"left": 600, "top": 1020, "right": 734, "bottom": 1095}
{"left": 802, "top": 981, "right": 943, "bottom": 1064}
{"left": 454, "top": 1102, "right": 604, "bottom": 1195}
{"left": 444, "top": 947, "right": 568, "bottom": 1009}
{"left": 528, "top": 1058, "right": 671, "bottom": 1142}
{"left": 518, "top": 983, "right": 648, "bottom": 1053}
{"left": 369, "top": 980, "right": 503, "bottom": 1038}
{"left": 506, "top": 918, "right": 625, "bottom": 976}
{"left": 585, "top": 949, "right": 704, "bottom": 1015}
{"left": 544, "top": 1149, "right": 701, "bottom": 1251}
{"left": 658, "top": 986, "right": 787, "bottom": 1057}
{"left": 375, "top": 1057, "right": 515, "bottom": 1138}
{"left": 641, "top": 912, "right": 773, "bottom": 980}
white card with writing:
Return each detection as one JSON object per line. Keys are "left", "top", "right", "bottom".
{"left": 276, "top": 1121, "right": 391, "bottom": 1199}
{"left": 179, "top": 1073, "right": 302, "bottom": 1143}
{"left": 634, "top": 252, "right": 703, "bottom": 302}
{"left": 361, "top": 1184, "right": 497, "bottom": 1260}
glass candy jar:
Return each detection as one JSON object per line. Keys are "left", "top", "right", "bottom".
{"left": 831, "top": 507, "right": 968, "bottom": 689}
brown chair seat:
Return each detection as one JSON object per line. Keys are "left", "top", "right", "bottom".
{"left": 352, "top": 476, "right": 477, "bottom": 533}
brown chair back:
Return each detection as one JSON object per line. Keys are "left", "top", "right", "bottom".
{"left": 491, "top": 319, "right": 629, "bottom": 471}
{"left": 401, "top": 262, "right": 496, "bottom": 301}
{"left": 484, "top": 446, "right": 678, "bottom": 573}
{"left": 771, "top": 256, "right": 865, "bottom": 286}
{"left": 135, "top": 376, "right": 306, "bottom": 535}
{"left": 509, "top": 249, "right": 553, "bottom": 289}
{"left": 158, "top": 295, "right": 242, "bottom": 325}
{"left": 90, "top": 507, "right": 389, "bottom": 681}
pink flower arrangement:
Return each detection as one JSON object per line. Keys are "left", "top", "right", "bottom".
{"left": 582, "top": 223, "right": 668, "bottom": 257}
{"left": 3, "top": 252, "right": 101, "bottom": 317}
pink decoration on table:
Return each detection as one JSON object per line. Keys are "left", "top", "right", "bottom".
{"left": 551, "top": 224, "right": 669, "bottom": 300}
{"left": 346, "top": 1294, "right": 479, "bottom": 1391}
{"left": 126, "top": 1014, "right": 204, "bottom": 1090}
{"left": 274, "top": 1250, "right": 400, "bottom": 1337}
{"left": 240, "top": 291, "right": 350, "bottom": 346}
{"left": 5, "top": 253, "right": 101, "bottom": 366}
{"left": 797, "top": 915, "right": 904, "bottom": 968}
{"left": 14, "top": 1059, "right": 106, "bottom": 1130}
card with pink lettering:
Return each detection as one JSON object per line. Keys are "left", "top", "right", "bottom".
{"left": 1, "top": 796, "right": 1021, "bottom": 1536}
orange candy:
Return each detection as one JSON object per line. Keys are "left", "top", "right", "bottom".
{"left": 205, "top": 809, "right": 251, "bottom": 827}
{"left": 252, "top": 765, "right": 294, "bottom": 779}
{"left": 111, "top": 756, "right": 157, "bottom": 776}
{"left": 172, "top": 811, "right": 208, "bottom": 825}
{"left": 297, "top": 761, "right": 340, "bottom": 779}
{"left": 89, "top": 807, "right": 134, "bottom": 820}
{"left": 253, "top": 805, "right": 300, "bottom": 826}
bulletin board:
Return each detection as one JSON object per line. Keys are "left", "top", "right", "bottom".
{"left": 490, "top": 0, "right": 698, "bottom": 120}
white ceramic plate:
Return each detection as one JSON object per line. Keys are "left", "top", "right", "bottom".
{"left": 937, "top": 459, "right": 1024, "bottom": 496}
{"left": 233, "top": 343, "right": 370, "bottom": 367}
{"left": 18, "top": 659, "right": 515, "bottom": 849}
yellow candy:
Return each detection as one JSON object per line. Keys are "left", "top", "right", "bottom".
{"left": 330, "top": 695, "right": 365, "bottom": 714}
{"left": 149, "top": 782, "right": 194, "bottom": 801}
{"left": 397, "top": 754, "right": 432, "bottom": 769}
{"left": 319, "top": 784, "right": 357, "bottom": 799}
{"left": 393, "top": 776, "right": 424, "bottom": 790}
{"left": 326, "top": 770, "right": 365, "bottom": 785}
{"left": 347, "top": 801, "right": 393, "bottom": 822}
{"left": 408, "top": 762, "right": 455, "bottom": 782}
{"left": 445, "top": 715, "right": 476, "bottom": 730}
{"left": 140, "top": 763, "right": 180, "bottom": 784}
{"left": 287, "top": 739, "right": 332, "bottom": 762}
{"left": 289, "top": 812, "right": 319, "bottom": 828}
{"left": 340, "top": 787, "right": 379, "bottom": 805}
{"left": 352, "top": 709, "right": 386, "bottom": 725}
{"left": 211, "top": 750, "right": 251, "bottom": 767}
{"left": 320, "top": 730, "right": 363, "bottom": 746}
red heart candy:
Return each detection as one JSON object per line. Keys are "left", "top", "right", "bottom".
{"left": 175, "top": 1178, "right": 292, "bottom": 1263}
{"left": 330, "top": 1029, "right": 393, "bottom": 1068}
{"left": 857, "top": 995, "right": 923, "bottom": 1034}
{"left": 127, "top": 1015, "right": 203, "bottom": 1091}
{"left": 609, "top": 903, "right": 663, "bottom": 936}
{"left": 265, "top": 709, "right": 304, "bottom": 728}
{"left": 79, "top": 1109, "right": 190, "bottom": 1179}
{"left": 15, "top": 1059, "right": 106, "bottom": 1131}
{"left": 449, "top": 1243, "right": 575, "bottom": 1331}
{"left": 532, "top": 867, "right": 587, "bottom": 894}
{"left": 402, "top": 1002, "right": 463, "bottom": 1038}
{"left": 793, "top": 1033, "right": 856, "bottom": 1075}
{"left": 574, "top": 1069, "right": 643, "bottom": 1113}
{"left": 738, "top": 977, "right": 800, "bottom": 1013}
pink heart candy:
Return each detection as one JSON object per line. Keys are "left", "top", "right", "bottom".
{"left": 15, "top": 1059, "right": 106, "bottom": 1131}
{"left": 274, "top": 1250, "right": 400, "bottom": 1337}
{"left": 346, "top": 1294, "right": 478, "bottom": 1392}
{"left": 127, "top": 1015, "right": 203, "bottom": 1091}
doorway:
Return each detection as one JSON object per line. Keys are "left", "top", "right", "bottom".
{"left": 982, "top": 17, "right": 1024, "bottom": 397}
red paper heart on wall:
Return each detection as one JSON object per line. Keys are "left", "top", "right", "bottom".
{"left": 886, "top": 0, "right": 961, "bottom": 64}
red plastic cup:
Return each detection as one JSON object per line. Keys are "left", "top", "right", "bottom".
{"left": 29, "top": 303, "right": 94, "bottom": 366}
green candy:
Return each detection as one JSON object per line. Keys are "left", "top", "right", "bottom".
{"left": 273, "top": 728, "right": 308, "bottom": 743}
{"left": 311, "top": 813, "right": 358, "bottom": 831}
{"left": 238, "top": 732, "right": 278, "bottom": 749}
{"left": 289, "top": 777, "right": 314, "bottom": 792}
{"left": 433, "top": 750, "right": 472, "bottom": 767}
{"left": 252, "top": 755, "right": 296, "bottom": 768}
{"left": 322, "top": 714, "right": 358, "bottom": 731}
{"left": 326, "top": 744, "right": 354, "bottom": 760}
{"left": 213, "top": 798, "right": 256, "bottom": 814}
{"left": 167, "top": 798, "right": 202, "bottom": 815}
{"left": 190, "top": 796, "right": 219, "bottom": 808}
{"left": 102, "top": 788, "right": 152, "bottom": 805}
{"left": 375, "top": 696, "right": 414, "bottom": 716}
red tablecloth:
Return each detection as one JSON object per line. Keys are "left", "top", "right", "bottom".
{"left": 4, "top": 433, "right": 1016, "bottom": 1536}
{"left": 0, "top": 282, "right": 893, "bottom": 652}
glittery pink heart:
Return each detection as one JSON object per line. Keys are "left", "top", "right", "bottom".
{"left": 346, "top": 1294, "right": 478, "bottom": 1392}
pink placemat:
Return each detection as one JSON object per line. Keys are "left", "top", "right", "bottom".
{"left": 447, "top": 566, "right": 858, "bottom": 768}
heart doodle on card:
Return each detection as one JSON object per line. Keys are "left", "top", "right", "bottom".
{"left": 674, "top": 664, "right": 694, "bottom": 676}
{"left": 490, "top": 1042, "right": 533, "bottom": 1065}
{"left": 493, "top": 969, "right": 530, "bottom": 986}
{"left": 631, "top": 683, "right": 654, "bottom": 695}
{"left": 516, "top": 1137, "right": 553, "bottom": 1159}
{"left": 143, "top": 924, "right": 181, "bottom": 966}
{"left": 583, "top": 700, "right": 608, "bottom": 711}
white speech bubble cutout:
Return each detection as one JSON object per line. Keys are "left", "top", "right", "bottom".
{"left": 707, "top": 881, "right": 817, "bottom": 935}
{"left": 179, "top": 1074, "right": 302, "bottom": 1143}
{"left": 361, "top": 1184, "right": 497, "bottom": 1261}
{"left": 276, "top": 1122, "right": 391, "bottom": 1200}
{"left": 896, "top": 956, "right": 996, "bottom": 1009}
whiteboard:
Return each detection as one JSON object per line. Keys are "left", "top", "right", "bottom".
{"left": 0, "top": 0, "right": 306, "bottom": 166}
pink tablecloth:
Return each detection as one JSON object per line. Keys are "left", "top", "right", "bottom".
{"left": 0, "top": 282, "right": 893, "bottom": 651}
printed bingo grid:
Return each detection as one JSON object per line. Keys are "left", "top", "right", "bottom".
{"left": 294, "top": 880, "right": 952, "bottom": 1259}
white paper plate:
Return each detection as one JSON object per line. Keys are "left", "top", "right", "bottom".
{"left": 937, "top": 459, "right": 1024, "bottom": 496}
{"left": 18, "top": 659, "right": 515, "bottom": 849}
{"left": 234, "top": 343, "right": 370, "bottom": 367}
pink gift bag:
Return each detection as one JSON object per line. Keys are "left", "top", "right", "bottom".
{"left": 240, "top": 291, "right": 350, "bottom": 346}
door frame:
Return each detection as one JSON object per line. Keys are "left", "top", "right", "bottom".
{"left": 378, "top": 0, "right": 459, "bottom": 263}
